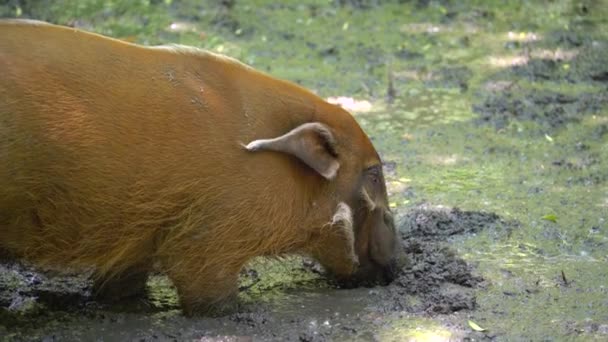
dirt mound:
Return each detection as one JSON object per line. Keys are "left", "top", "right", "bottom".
{"left": 370, "top": 204, "right": 517, "bottom": 315}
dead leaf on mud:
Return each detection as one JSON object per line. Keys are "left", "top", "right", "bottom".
{"left": 468, "top": 319, "right": 487, "bottom": 332}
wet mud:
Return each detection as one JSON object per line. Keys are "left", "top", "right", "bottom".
{"left": 508, "top": 42, "right": 608, "bottom": 84}
{"left": 474, "top": 88, "right": 608, "bottom": 129}
{"left": 379, "top": 205, "right": 510, "bottom": 315}
{"left": 369, "top": 205, "right": 496, "bottom": 316}
{"left": 476, "top": 25, "right": 608, "bottom": 130}
{"left": 0, "top": 263, "right": 91, "bottom": 314}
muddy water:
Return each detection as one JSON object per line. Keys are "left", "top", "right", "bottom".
{"left": 2, "top": 0, "right": 608, "bottom": 341}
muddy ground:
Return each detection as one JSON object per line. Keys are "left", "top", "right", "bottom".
{"left": 1, "top": 0, "right": 608, "bottom": 341}
{"left": 1, "top": 205, "right": 503, "bottom": 341}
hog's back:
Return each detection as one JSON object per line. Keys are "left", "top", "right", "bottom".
{"left": 0, "top": 20, "right": 313, "bottom": 269}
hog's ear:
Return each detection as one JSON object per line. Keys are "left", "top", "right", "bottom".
{"left": 244, "top": 122, "right": 340, "bottom": 180}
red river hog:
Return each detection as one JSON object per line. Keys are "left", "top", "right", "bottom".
{"left": 0, "top": 19, "right": 399, "bottom": 315}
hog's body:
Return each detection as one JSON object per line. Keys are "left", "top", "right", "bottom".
{"left": 0, "top": 20, "right": 398, "bottom": 315}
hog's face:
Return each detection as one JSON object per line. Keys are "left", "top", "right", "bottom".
{"left": 245, "top": 117, "right": 401, "bottom": 286}
{"left": 347, "top": 164, "right": 398, "bottom": 285}
{"left": 314, "top": 160, "right": 399, "bottom": 286}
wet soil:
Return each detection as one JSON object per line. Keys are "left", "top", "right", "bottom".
{"left": 371, "top": 205, "right": 504, "bottom": 315}
{"left": 1, "top": 204, "right": 505, "bottom": 341}
{"left": 474, "top": 88, "right": 608, "bottom": 129}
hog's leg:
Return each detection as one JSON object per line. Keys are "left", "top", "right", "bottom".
{"left": 165, "top": 260, "right": 243, "bottom": 316}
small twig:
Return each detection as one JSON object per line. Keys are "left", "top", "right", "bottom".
{"left": 561, "top": 270, "right": 569, "bottom": 286}
{"left": 387, "top": 62, "right": 396, "bottom": 104}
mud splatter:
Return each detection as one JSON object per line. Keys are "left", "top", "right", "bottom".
{"left": 368, "top": 204, "right": 517, "bottom": 315}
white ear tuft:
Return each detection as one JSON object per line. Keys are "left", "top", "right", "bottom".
{"left": 244, "top": 139, "right": 269, "bottom": 151}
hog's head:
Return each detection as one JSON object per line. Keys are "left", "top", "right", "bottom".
{"left": 244, "top": 103, "right": 402, "bottom": 287}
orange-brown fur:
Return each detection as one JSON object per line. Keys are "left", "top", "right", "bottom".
{"left": 0, "top": 20, "right": 397, "bottom": 315}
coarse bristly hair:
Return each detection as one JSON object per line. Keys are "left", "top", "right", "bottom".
{"left": 0, "top": 19, "right": 393, "bottom": 314}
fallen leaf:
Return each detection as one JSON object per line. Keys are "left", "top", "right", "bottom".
{"left": 542, "top": 214, "right": 557, "bottom": 223}
{"left": 468, "top": 320, "right": 486, "bottom": 332}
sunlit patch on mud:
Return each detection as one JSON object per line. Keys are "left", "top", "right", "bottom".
{"left": 376, "top": 319, "right": 460, "bottom": 342}
{"left": 488, "top": 55, "right": 530, "bottom": 68}
{"left": 506, "top": 31, "right": 540, "bottom": 43}
{"left": 400, "top": 23, "right": 444, "bottom": 34}
{"left": 421, "top": 153, "right": 468, "bottom": 166}
{"left": 531, "top": 48, "right": 578, "bottom": 61}
{"left": 166, "top": 21, "right": 199, "bottom": 34}
{"left": 326, "top": 96, "right": 373, "bottom": 113}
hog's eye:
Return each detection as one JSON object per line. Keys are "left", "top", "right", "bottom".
{"left": 365, "top": 165, "right": 381, "bottom": 184}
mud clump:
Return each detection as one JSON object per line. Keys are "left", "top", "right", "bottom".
{"left": 372, "top": 204, "right": 516, "bottom": 315}
{"left": 0, "top": 262, "right": 92, "bottom": 314}
{"left": 401, "top": 205, "right": 506, "bottom": 239}
{"left": 473, "top": 89, "right": 608, "bottom": 129}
